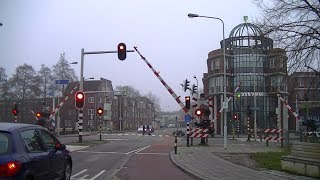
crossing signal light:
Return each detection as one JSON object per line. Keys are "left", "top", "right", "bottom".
{"left": 75, "top": 91, "right": 85, "bottom": 109}
{"left": 36, "top": 112, "right": 41, "bottom": 117}
{"left": 185, "top": 96, "right": 190, "bottom": 109}
{"left": 12, "top": 103, "right": 18, "bottom": 116}
{"left": 97, "top": 107, "right": 103, "bottom": 116}
{"left": 234, "top": 114, "right": 237, "bottom": 120}
{"left": 117, "top": 43, "right": 127, "bottom": 60}
{"left": 195, "top": 109, "right": 202, "bottom": 116}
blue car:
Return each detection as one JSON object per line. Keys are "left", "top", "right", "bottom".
{"left": 0, "top": 123, "right": 72, "bottom": 180}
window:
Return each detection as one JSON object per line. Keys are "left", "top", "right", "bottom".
{"left": 270, "top": 58, "right": 275, "bottom": 68}
{"left": 38, "top": 129, "right": 56, "bottom": 150}
{"left": 0, "top": 132, "right": 10, "bottom": 155}
{"left": 88, "top": 109, "right": 94, "bottom": 115}
{"left": 215, "top": 58, "right": 220, "bottom": 69}
{"left": 88, "top": 97, "right": 94, "bottom": 103}
{"left": 210, "top": 60, "right": 214, "bottom": 71}
{"left": 298, "top": 78, "right": 304, "bottom": 87}
{"left": 20, "top": 129, "right": 44, "bottom": 152}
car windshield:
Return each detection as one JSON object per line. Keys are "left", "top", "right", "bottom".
{"left": 0, "top": 132, "right": 11, "bottom": 155}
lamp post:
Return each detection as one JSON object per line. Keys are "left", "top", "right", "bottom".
{"left": 188, "top": 13, "right": 228, "bottom": 149}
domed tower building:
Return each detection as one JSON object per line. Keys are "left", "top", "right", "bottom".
{"left": 203, "top": 21, "right": 289, "bottom": 135}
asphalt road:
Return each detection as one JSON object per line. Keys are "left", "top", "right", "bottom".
{"left": 58, "top": 128, "right": 193, "bottom": 180}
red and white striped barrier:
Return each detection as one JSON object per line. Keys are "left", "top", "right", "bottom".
{"left": 191, "top": 133, "right": 209, "bottom": 138}
{"left": 134, "top": 47, "right": 188, "bottom": 113}
{"left": 278, "top": 94, "right": 300, "bottom": 120}
{"left": 192, "top": 97, "right": 213, "bottom": 108}
{"left": 264, "top": 128, "right": 283, "bottom": 134}
{"left": 212, "top": 81, "right": 243, "bottom": 122}
{"left": 49, "top": 83, "right": 80, "bottom": 127}
{"left": 263, "top": 128, "right": 284, "bottom": 142}
{"left": 190, "top": 128, "right": 209, "bottom": 134}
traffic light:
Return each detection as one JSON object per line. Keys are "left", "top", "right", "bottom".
{"left": 195, "top": 109, "right": 202, "bottom": 116}
{"left": 185, "top": 96, "right": 190, "bottom": 109}
{"left": 234, "top": 114, "right": 237, "bottom": 120}
{"left": 117, "top": 43, "right": 127, "bottom": 60}
{"left": 97, "top": 107, "right": 103, "bottom": 116}
{"left": 75, "top": 91, "right": 85, "bottom": 109}
{"left": 184, "top": 79, "right": 190, "bottom": 92}
{"left": 36, "top": 112, "right": 41, "bottom": 118}
{"left": 12, "top": 103, "right": 18, "bottom": 116}
{"left": 35, "top": 112, "right": 51, "bottom": 118}
{"left": 236, "top": 92, "right": 241, "bottom": 99}
{"left": 192, "top": 84, "right": 198, "bottom": 94}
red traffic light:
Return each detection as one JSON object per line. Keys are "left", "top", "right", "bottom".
{"left": 75, "top": 91, "right": 85, "bottom": 109}
{"left": 12, "top": 109, "right": 17, "bottom": 116}
{"left": 97, "top": 107, "right": 103, "bottom": 115}
{"left": 117, "top": 43, "right": 127, "bottom": 60}
{"left": 195, "top": 109, "right": 202, "bottom": 116}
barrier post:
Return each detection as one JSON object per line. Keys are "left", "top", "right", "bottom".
{"left": 175, "top": 131, "right": 177, "bottom": 154}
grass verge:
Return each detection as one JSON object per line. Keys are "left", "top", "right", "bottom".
{"left": 251, "top": 149, "right": 291, "bottom": 171}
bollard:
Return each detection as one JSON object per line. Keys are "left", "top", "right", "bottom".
{"left": 187, "top": 123, "right": 190, "bottom": 147}
{"left": 175, "top": 132, "right": 177, "bottom": 154}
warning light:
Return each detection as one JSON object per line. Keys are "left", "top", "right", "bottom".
{"left": 117, "top": 43, "right": 127, "bottom": 60}
{"left": 75, "top": 91, "right": 85, "bottom": 109}
{"left": 185, "top": 96, "right": 190, "bottom": 109}
{"left": 195, "top": 109, "right": 202, "bottom": 116}
{"left": 36, "top": 112, "right": 41, "bottom": 117}
{"left": 97, "top": 107, "right": 103, "bottom": 116}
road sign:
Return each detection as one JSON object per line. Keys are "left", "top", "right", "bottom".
{"left": 55, "top": 79, "right": 70, "bottom": 85}
{"left": 184, "top": 114, "right": 192, "bottom": 123}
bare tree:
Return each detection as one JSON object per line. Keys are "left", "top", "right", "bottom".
{"left": 38, "top": 64, "right": 53, "bottom": 98}
{"left": 144, "top": 91, "right": 161, "bottom": 111}
{"left": 254, "top": 0, "right": 320, "bottom": 73}
{"left": 9, "top": 64, "right": 41, "bottom": 100}
{"left": 0, "top": 67, "right": 10, "bottom": 100}
{"left": 52, "top": 53, "right": 78, "bottom": 96}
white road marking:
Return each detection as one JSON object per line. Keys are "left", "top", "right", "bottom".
{"left": 89, "top": 170, "right": 106, "bottom": 180}
{"left": 77, "top": 150, "right": 127, "bottom": 154}
{"left": 126, "top": 145, "right": 151, "bottom": 154}
{"left": 71, "top": 169, "right": 106, "bottom": 180}
{"left": 66, "top": 145, "right": 89, "bottom": 152}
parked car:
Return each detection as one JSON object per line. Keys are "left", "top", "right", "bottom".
{"left": 0, "top": 122, "right": 72, "bottom": 180}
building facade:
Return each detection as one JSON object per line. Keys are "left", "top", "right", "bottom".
{"left": 0, "top": 77, "right": 155, "bottom": 134}
{"left": 288, "top": 72, "right": 320, "bottom": 131}
{"left": 203, "top": 22, "right": 289, "bottom": 135}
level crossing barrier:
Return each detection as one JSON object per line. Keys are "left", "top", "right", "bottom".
{"left": 263, "top": 128, "right": 283, "bottom": 146}
{"left": 190, "top": 128, "right": 209, "bottom": 146}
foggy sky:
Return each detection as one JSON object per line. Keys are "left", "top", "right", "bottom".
{"left": 0, "top": 0, "right": 260, "bottom": 111}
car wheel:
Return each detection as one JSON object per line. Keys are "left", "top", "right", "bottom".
{"left": 63, "top": 162, "right": 72, "bottom": 180}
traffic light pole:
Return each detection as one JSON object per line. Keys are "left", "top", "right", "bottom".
{"left": 99, "top": 115, "right": 102, "bottom": 141}
{"left": 79, "top": 47, "right": 134, "bottom": 143}
{"left": 78, "top": 109, "right": 83, "bottom": 143}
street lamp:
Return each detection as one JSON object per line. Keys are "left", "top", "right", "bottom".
{"left": 70, "top": 61, "right": 78, "bottom": 65}
{"left": 188, "top": 13, "right": 228, "bottom": 149}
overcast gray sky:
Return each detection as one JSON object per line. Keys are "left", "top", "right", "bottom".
{"left": 0, "top": 0, "right": 260, "bottom": 111}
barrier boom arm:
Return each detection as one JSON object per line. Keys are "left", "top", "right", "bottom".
{"left": 134, "top": 46, "right": 188, "bottom": 113}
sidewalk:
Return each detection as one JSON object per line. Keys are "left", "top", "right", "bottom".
{"left": 170, "top": 136, "right": 316, "bottom": 180}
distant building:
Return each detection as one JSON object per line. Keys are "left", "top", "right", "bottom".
{"left": 288, "top": 72, "right": 320, "bottom": 131}
{"left": 0, "top": 77, "right": 155, "bottom": 134}
{"left": 203, "top": 22, "right": 289, "bottom": 135}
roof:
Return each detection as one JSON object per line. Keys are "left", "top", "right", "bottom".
{"left": 0, "top": 122, "right": 39, "bottom": 131}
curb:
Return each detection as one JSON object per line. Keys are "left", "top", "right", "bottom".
{"left": 169, "top": 149, "right": 204, "bottom": 180}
